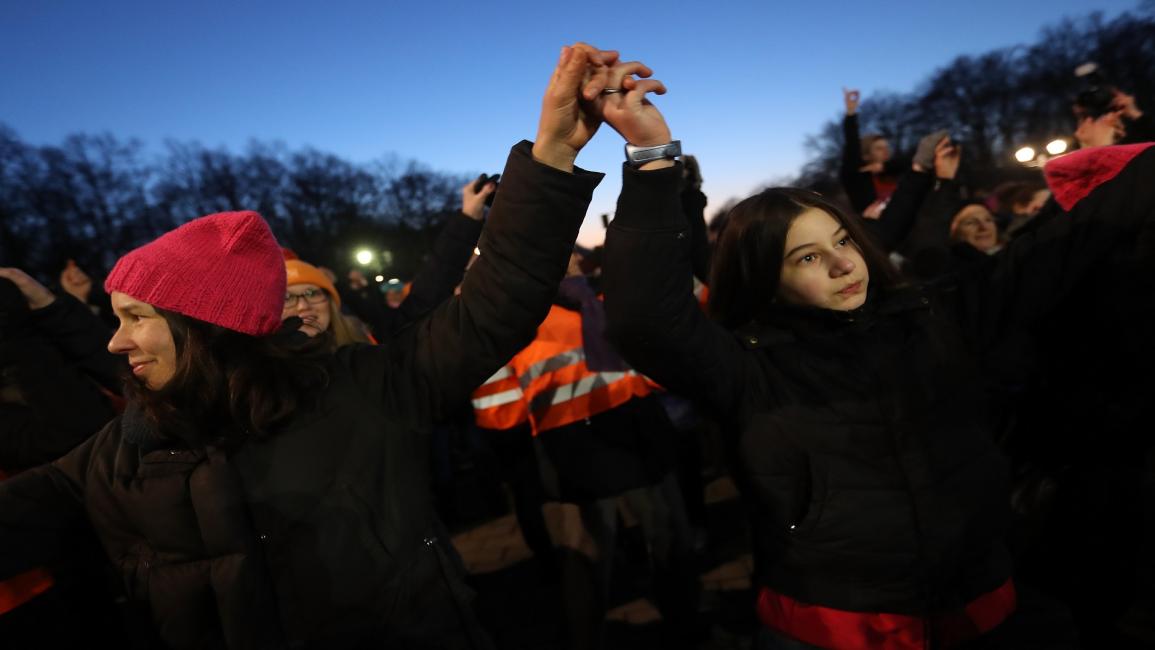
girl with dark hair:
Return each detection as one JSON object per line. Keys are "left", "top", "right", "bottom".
{"left": 0, "top": 42, "right": 622, "bottom": 649}
{"left": 598, "top": 56, "right": 1155, "bottom": 649}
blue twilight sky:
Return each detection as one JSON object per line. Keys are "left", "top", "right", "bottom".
{"left": 0, "top": 0, "right": 1139, "bottom": 246}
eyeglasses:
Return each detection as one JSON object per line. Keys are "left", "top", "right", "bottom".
{"left": 284, "top": 288, "right": 329, "bottom": 308}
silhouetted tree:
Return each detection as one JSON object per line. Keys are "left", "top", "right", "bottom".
{"left": 0, "top": 128, "right": 475, "bottom": 286}
{"left": 794, "top": 9, "right": 1155, "bottom": 191}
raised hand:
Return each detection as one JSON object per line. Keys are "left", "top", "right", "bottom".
{"left": 0, "top": 267, "right": 57, "bottom": 310}
{"left": 1113, "top": 90, "right": 1143, "bottom": 120}
{"left": 843, "top": 87, "right": 861, "bottom": 115}
{"left": 533, "top": 43, "right": 620, "bottom": 172}
{"left": 598, "top": 60, "right": 672, "bottom": 150}
{"left": 461, "top": 177, "right": 496, "bottom": 221}
{"left": 59, "top": 259, "right": 94, "bottom": 303}
{"left": 934, "top": 138, "right": 961, "bottom": 180}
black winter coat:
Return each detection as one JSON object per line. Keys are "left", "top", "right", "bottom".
{"left": 1, "top": 295, "right": 120, "bottom": 472}
{"left": 602, "top": 148, "right": 1155, "bottom": 624}
{"left": 0, "top": 141, "right": 602, "bottom": 649}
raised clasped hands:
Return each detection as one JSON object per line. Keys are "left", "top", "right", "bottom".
{"left": 533, "top": 43, "right": 620, "bottom": 172}
{"left": 534, "top": 43, "right": 673, "bottom": 171}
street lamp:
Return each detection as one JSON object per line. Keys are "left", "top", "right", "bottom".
{"left": 355, "top": 249, "right": 373, "bottom": 266}
{"left": 1045, "top": 139, "right": 1068, "bottom": 155}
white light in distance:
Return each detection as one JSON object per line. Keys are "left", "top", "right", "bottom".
{"left": 1014, "top": 147, "right": 1036, "bottom": 163}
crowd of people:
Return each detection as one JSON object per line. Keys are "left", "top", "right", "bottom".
{"left": 1, "top": 42, "right": 1153, "bottom": 650}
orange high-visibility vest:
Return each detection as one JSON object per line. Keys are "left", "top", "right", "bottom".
{"left": 472, "top": 305, "right": 653, "bottom": 435}
{"left": 0, "top": 471, "right": 55, "bottom": 616}
{"left": 472, "top": 364, "right": 529, "bottom": 430}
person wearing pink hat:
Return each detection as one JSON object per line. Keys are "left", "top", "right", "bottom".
{"left": 0, "top": 43, "right": 624, "bottom": 649}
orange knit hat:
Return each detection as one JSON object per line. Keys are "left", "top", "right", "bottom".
{"left": 285, "top": 259, "right": 341, "bottom": 308}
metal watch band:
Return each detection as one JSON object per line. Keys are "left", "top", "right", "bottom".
{"left": 625, "top": 140, "right": 682, "bottom": 166}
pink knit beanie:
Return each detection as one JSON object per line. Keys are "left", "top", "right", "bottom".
{"left": 104, "top": 211, "right": 286, "bottom": 336}
{"left": 1045, "top": 143, "right": 1155, "bottom": 211}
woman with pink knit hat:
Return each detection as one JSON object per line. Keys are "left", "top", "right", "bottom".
{"left": 0, "top": 43, "right": 623, "bottom": 649}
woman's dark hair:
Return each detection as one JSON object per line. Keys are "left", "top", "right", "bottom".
{"left": 124, "top": 308, "right": 331, "bottom": 445}
{"left": 708, "top": 188, "right": 902, "bottom": 330}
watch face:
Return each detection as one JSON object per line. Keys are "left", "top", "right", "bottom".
{"left": 626, "top": 141, "right": 680, "bottom": 164}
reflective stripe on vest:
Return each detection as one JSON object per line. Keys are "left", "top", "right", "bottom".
{"left": 472, "top": 365, "right": 529, "bottom": 430}
{"left": 529, "top": 366, "right": 651, "bottom": 433}
{"left": 516, "top": 307, "right": 653, "bottom": 434}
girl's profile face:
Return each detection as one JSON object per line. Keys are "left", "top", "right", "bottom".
{"left": 776, "top": 208, "right": 870, "bottom": 311}
{"left": 108, "top": 292, "right": 177, "bottom": 390}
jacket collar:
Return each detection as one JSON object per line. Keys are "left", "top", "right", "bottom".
{"left": 736, "top": 285, "right": 927, "bottom": 349}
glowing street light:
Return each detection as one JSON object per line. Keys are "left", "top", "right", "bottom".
{"left": 1014, "top": 147, "right": 1036, "bottom": 163}
{"left": 1046, "top": 139, "right": 1068, "bottom": 155}
{"left": 355, "top": 249, "right": 373, "bottom": 266}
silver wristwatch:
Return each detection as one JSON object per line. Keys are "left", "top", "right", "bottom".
{"left": 625, "top": 140, "right": 682, "bottom": 167}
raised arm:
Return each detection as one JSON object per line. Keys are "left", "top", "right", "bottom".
{"left": 863, "top": 132, "right": 954, "bottom": 252}
{"left": 390, "top": 183, "right": 491, "bottom": 330}
{"left": 343, "top": 44, "right": 616, "bottom": 420}
{"left": 896, "top": 139, "right": 965, "bottom": 272}
{"left": 599, "top": 59, "right": 753, "bottom": 417}
{"left": 836, "top": 88, "right": 876, "bottom": 214}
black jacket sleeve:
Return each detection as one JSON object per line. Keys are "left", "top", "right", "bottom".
{"left": 28, "top": 294, "right": 122, "bottom": 394}
{"left": 899, "top": 178, "right": 966, "bottom": 279}
{"left": 839, "top": 115, "right": 875, "bottom": 213}
{"left": 682, "top": 188, "right": 711, "bottom": 284}
{"left": 1122, "top": 111, "right": 1155, "bottom": 145}
{"left": 0, "top": 339, "right": 116, "bottom": 472}
{"left": 864, "top": 169, "right": 934, "bottom": 252}
{"left": 603, "top": 162, "right": 756, "bottom": 418}
{"left": 0, "top": 421, "right": 103, "bottom": 580}
{"left": 344, "top": 141, "right": 602, "bottom": 423}
{"left": 394, "top": 212, "right": 485, "bottom": 330}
